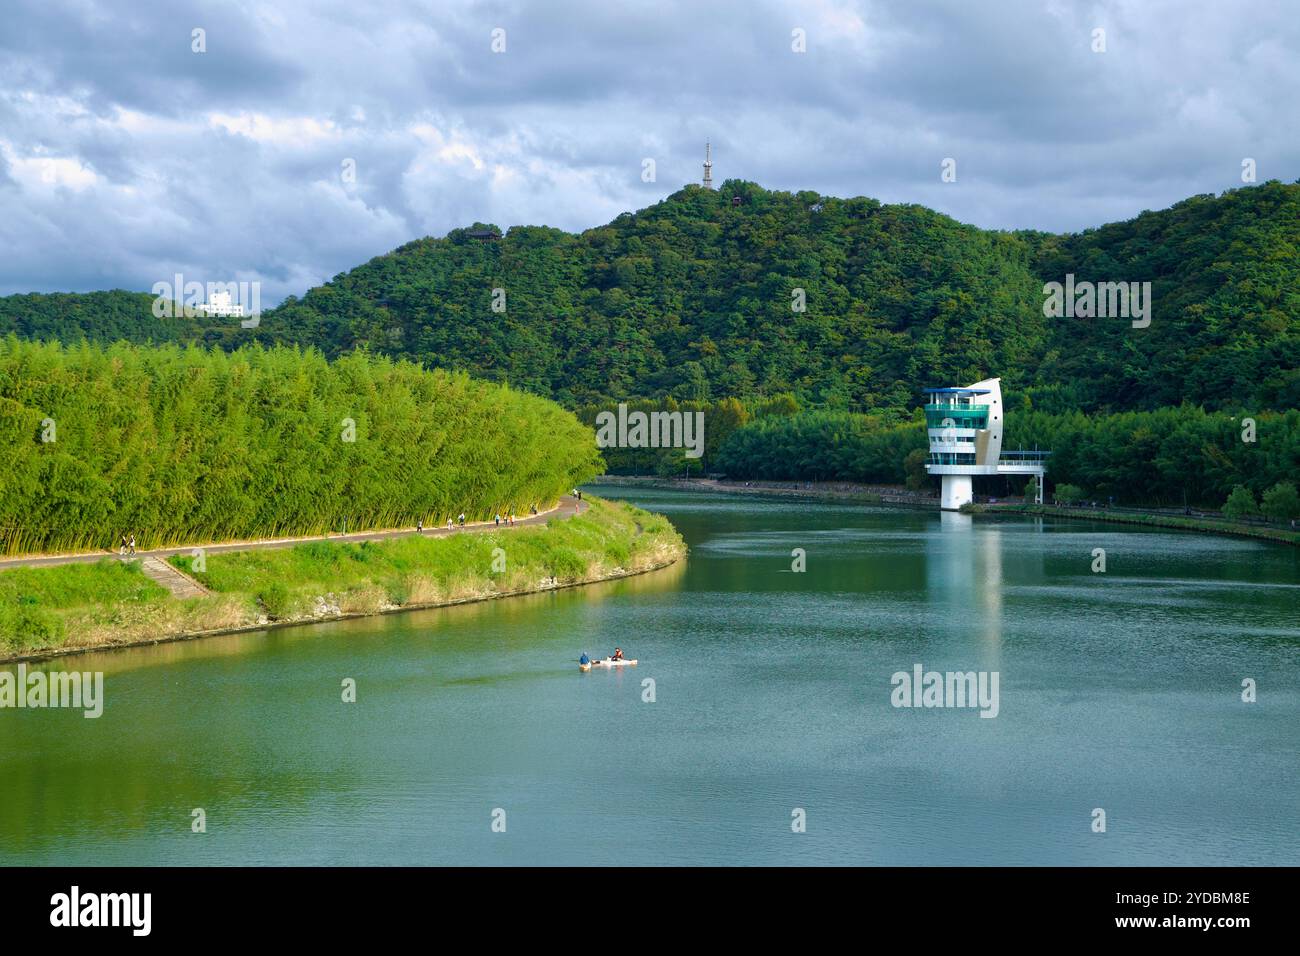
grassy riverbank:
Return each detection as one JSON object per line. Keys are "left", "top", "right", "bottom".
{"left": 0, "top": 497, "right": 685, "bottom": 661}
{"left": 991, "top": 503, "right": 1300, "bottom": 546}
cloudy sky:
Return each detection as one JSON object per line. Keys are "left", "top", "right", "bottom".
{"left": 2, "top": 0, "right": 1297, "bottom": 304}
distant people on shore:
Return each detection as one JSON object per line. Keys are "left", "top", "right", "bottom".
{"left": 447, "top": 517, "right": 454, "bottom": 531}
{"left": 458, "top": 512, "right": 466, "bottom": 527}
{"left": 416, "top": 518, "right": 423, "bottom": 533}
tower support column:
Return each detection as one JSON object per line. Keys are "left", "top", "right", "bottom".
{"left": 941, "top": 474, "right": 973, "bottom": 511}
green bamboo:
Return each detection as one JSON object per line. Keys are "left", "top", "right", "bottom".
{"left": 0, "top": 337, "right": 603, "bottom": 555}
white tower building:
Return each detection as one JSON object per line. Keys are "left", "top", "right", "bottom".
{"left": 702, "top": 141, "right": 713, "bottom": 189}
{"left": 202, "top": 290, "right": 245, "bottom": 317}
{"left": 924, "top": 377, "right": 1047, "bottom": 509}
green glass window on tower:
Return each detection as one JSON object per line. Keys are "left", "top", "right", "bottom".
{"left": 924, "top": 405, "right": 989, "bottom": 430}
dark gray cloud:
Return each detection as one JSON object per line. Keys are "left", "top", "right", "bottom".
{"left": 1, "top": 0, "right": 1297, "bottom": 304}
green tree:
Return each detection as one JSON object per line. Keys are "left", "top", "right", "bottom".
{"left": 1221, "top": 484, "right": 1259, "bottom": 521}
{"left": 754, "top": 393, "right": 801, "bottom": 418}
{"left": 1052, "top": 483, "right": 1084, "bottom": 505}
{"left": 903, "top": 448, "right": 930, "bottom": 491}
{"left": 1259, "top": 481, "right": 1300, "bottom": 523}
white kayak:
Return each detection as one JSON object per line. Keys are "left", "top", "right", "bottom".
{"left": 582, "top": 658, "right": 637, "bottom": 670}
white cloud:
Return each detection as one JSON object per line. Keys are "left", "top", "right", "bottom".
{"left": 208, "top": 112, "right": 341, "bottom": 144}
{"left": 0, "top": 142, "right": 99, "bottom": 191}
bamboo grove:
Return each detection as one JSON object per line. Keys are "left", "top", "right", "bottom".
{"left": 0, "top": 338, "right": 603, "bottom": 556}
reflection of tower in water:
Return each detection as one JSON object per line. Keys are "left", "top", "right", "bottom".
{"left": 929, "top": 512, "right": 1003, "bottom": 653}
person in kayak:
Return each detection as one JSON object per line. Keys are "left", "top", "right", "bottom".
{"left": 611, "top": 648, "right": 624, "bottom": 661}
{"left": 579, "top": 652, "right": 590, "bottom": 666}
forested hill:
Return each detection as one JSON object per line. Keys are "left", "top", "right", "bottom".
{"left": 3, "top": 179, "right": 1297, "bottom": 414}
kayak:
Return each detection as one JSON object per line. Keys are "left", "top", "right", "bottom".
{"left": 581, "top": 658, "right": 637, "bottom": 670}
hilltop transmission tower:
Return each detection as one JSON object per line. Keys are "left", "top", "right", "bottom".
{"left": 702, "top": 141, "right": 713, "bottom": 189}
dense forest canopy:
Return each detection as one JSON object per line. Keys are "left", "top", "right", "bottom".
{"left": 0, "top": 339, "right": 601, "bottom": 556}
{"left": 4, "top": 179, "right": 1297, "bottom": 416}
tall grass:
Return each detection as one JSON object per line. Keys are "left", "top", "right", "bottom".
{"left": 0, "top": 337, "right": 604, "bottom": 555}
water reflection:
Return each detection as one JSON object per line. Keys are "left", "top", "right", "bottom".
{"left": 927, "top": 512, "right": 1005, "bottom": 655}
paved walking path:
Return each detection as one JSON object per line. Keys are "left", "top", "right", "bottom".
{"left": 0, "top": 497, "right": 587, "bottom": 571}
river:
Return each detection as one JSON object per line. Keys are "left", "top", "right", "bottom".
{"left": 2, "top": 485, "right": 1297, "bottom": 865}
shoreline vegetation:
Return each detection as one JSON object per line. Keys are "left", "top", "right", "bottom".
{"left": 595, "top": 476, "right": 1300, "bottom": 546}
{"left": 0, "top": 496, "right": 686, "bottom": 664}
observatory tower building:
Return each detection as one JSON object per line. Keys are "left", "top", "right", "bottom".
{"left": 924, "top": 378, "right": 1048, "bottom": 510}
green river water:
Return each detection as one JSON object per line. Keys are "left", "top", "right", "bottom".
{"left": 1, "top": 485, "right": 1297, "bottom": 865}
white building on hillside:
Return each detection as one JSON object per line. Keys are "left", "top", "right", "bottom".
{"left": 924, "top": 378, "right": 1048, "bottom": 509}
{"left": 202, "top": 290, "right": 245, "bottom": 317}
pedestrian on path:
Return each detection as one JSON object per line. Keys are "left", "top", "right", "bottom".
{"left": 417, "top": 518, "right": 423, "bottom": 533}
{"left": 128, "top": 534, "right": 136, "bottom": 556}
{"left": 447, "top": 517, "right": 454, "bottom": 531}
{"left": 458, "top": 512, "right": 466, "bottom": 527}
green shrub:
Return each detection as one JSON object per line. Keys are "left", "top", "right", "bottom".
{"left": 546, "top": 547, "right": 588, "bottom": 582}
{"left": 257, "top": 582, "right": 294, "bottom": 619}
{"left": 1222, "top": 485, "right": 1259, "bottom": 521}
{"left": 0, "top": 603, "right": 65, "bottom": 650}
{"left": 603, "top": 537, "right": 631, "bottom": 565}
{"left": 293, "top": 542, "right": 340, "bottom": 563}
{"left": 1260, "top": 482, "right": 1300, "bottom": 522}
{"left": 1053, "top": 483, "right": 1085, "bottom": 505}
